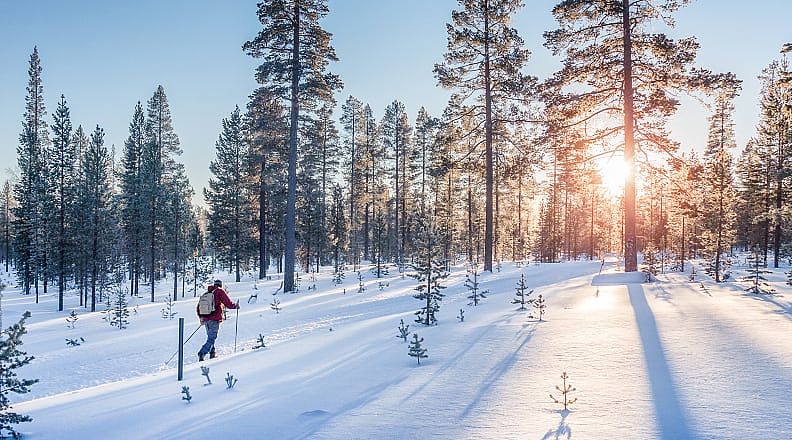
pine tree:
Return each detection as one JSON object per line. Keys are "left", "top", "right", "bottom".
{"left": 435, "top": 0, "right": 535, "bottom": 272}
{"left": 341, "top": 96, "right": 365, "bottom": 265}
{"left": 243, "top": 0, "right": 342, "bottom": 293}
{"left": 544, "top": 0, "right": 725, "bottom": 272}
{"left": 14, "top": 47, "right": 50, "bottom": 299}
{"left": 407, "top": 333, "right": 428, "bottom": 365}
{"left": 642, "top": 244, "right": 659, "bottom": 277}
{"left": 410, "top": 216, "right": 447, "bottom": 326}
{"left": 328, "top": 185, "right": 347, "bottom": 273}
{"left": 0, "top": 311, "right": 38, "bottom": 438}
{"left": 381, "top": 101, "right": 413, "bottom": 270}
{"left": 512, "top": 273, "right": 533, "bottom": 310}
{"left": 109, "top": 286, "right": 130, "bottom": 329}
{"left": 119, "top": 102, "right": 147, "bottom": 297}
{"left": 464, "top": 263, "right": 487, "bottom": 306}
{"left": 206, "top": 106, "right": 256, "bottom": 283}
{"left": 270, "top": 296, "right": 281, "bottom": 314}
{"left": 49, "top": 95, "right": 77, "bottom": 312}
{"left": 0, "top": 182, "right": 12, "bottom": 273}
{"left": 700, "top": 86, "right": 739, "bottom": 282}
{"left": 742, "top": 247, "right": 775, "bottom": 295}
{"left": 140, "top": 86, "right": 183, "bottom": 302}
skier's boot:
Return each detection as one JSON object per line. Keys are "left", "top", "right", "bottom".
{"left": 198, "top": 352, "right": 205, "bottom": 362}
{"left": 209, "top": 349, "right": 217, "bottom": 359}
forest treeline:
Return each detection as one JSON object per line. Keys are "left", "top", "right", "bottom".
{"left": 1, "top": 0, "right": 791, "bottom": 311}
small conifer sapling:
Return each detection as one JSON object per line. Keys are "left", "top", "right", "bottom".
{"left": 457, "top": 309, "right": 465, "bottom": 322}
{"left": 161, "top": 297, "right": 178, "bottom": 320}
{"left": 465, "top": 264, "right": 488, "bottom": 306}
{"left": 66, "top": 310, "right": 78, "bottom": 329}
{"left": 534, "top": 294, "right": 546, "bottom": 321}
{"left": 65, "top": 337, "right": 85, "bottom": 347}
{"left": 550, "top": 372, "right": 577, "bottom": 410}
{"left": 253, "top": 333, "right": 267, "bottom": 349}
{"left": 357, "top": 272, "right": 366, "bottom": 293}
{"left": 201, "top": 366, "right": 212, "bottom": 385}
{"left": 512, "top": 273, "right": 534, "bottom": 310}
{"left": 397, "top": 319, "right": 410, "bottom": 342}
{"left": 225, "top": 372, "right": 238, "bottom": 390}
{"left": 408, "top": 333, "right": 428, "bottom": 365}
{"left": 181, "top": 386, "right": 192, "bottom": 403}
{"left": 271, "top": 296, "right": 281, "bottom": 314}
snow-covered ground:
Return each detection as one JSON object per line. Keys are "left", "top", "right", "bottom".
{"left": 2, "top": 257, "right": 791, "bottom": 439}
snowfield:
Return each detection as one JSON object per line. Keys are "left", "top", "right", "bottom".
{"left": 2, "top": 259, "right": 792, "bottom": 439}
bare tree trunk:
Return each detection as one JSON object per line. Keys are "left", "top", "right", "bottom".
{"left": 622, "top": 0, "right": 638, "bottom": 272}
{"left": 283, "top": 0, "right": 300, "bottom": 292}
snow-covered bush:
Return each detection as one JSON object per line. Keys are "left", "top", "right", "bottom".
{"left": 332, "top": 270, "right": 345, "bottom": 285}
{"left": 66, "top": 310, "right": 78, "bottom": 329}
{"left": 271, "top": 296, "right": 281, "bottom": 314}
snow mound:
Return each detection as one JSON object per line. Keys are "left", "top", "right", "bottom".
{"left": 591, "top": 271, "right": 648, "bottom": 285}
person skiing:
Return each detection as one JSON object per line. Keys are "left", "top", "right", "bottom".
{"left": 196, "top": 279, "right": 239, "bottom": 361}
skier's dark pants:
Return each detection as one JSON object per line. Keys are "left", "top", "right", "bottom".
{"left": 198, "top": 320, "right": 220, "bottom": 358}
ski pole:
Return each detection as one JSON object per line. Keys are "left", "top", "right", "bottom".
{"left": 165, "top": 323, "right": 203, "bottom": 365}
{"left": 234, "top": 302, "right": 240, "bottom": 353}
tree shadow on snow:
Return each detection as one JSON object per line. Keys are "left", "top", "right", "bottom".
{"left": 540, "top": 409, "right": 572, "bottom": 440}
{"left": 628, "top": 284, "right": 696, "bottom": 440}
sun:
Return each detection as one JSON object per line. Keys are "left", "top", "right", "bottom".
{"left": 596, "top": 157, "right": 630, "bottom": 196}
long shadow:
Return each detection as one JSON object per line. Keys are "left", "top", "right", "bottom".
{"left": 541, "top": 409, "right": 572, "bottom": 440}
{"left": 628, "top": 284, "right": 695, "bottom": 440}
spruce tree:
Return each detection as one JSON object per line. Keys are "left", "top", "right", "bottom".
{"left": 410, "top": 216, "right": 447, "bottom": 326}
{"left": 341, "top": 96, "right": 364, "bottom": 265}
{"left": 49, "top": 95, "right": 77, "bottom": 312}
{"left": 0, "top": 311, "right": 38, "bottom": 438}
{"left": 205, "top": 106, "right": 256, "bottom": 283}
{"left": 327, "top": 185, "right": 347, "bottom": 274}
{"left": 465, "top": 263, "right": 487, "bottom": 306}
{"left": 110, "top": 286, "right": 130, "bottom": 329}
{"left": 435, "top": 0, "right": 535, "bottom": 272}
{"left": 243, "top": 0, "right": 342, "bottom": 292}
{"left": 544, "top": 0, "right": 724, "bottom": 272}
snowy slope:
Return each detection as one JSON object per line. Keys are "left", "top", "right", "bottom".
{"left": 2, "top": 259, "right": 792, "bottom": 439}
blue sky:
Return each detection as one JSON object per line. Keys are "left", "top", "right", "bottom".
{"left": 1, "top": 0, "right": 791, "bottom": 200}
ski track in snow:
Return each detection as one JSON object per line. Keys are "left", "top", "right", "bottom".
{"left": 2, "top": 260, "right": 792, "bottom": 439}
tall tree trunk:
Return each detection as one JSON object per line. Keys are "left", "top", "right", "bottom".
{"left": 259, "top": 158, "right": 268, "bottom": 279}
{"left": 622, "top": 0, "right": 638, "bottom": 272}
{"left": 284, "top": 0, "right": 300, "bottom": 292}
{"left": 483, "top": 0, "right": 494, "bottom": 272}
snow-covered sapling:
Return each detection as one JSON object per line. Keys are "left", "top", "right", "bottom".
{"left": 465, "top": 264, "right": 488, "bottom": 306}
{"left": 512, "top": 273, "right": 534, "bottom": 310}
{"left": 534, "top": 294, "right": 546, "bottom": 321}
{"left": 225, "top": 372, "right": 238, "bottom": 390}
{"left": 161, "top": 297, "right": 178, "bottom": 320}
{"left": 378, "top": 281, "right": 389, "bottom": 290}
{"left": 253, "top": 333, "right": 266, "bottom": 349}
{"left": 397, "top": 319, "right": 410, "bottom": 342}
{"left": 742, "top": 248, "right": 775, "bottom": 294}
{"left": 332, "top": 270, "right": 345, "bottom": 285}
{"left": 357, "top": 271, "right": 366, "bottom": 293}
{"left": 410, "top": 217, "right": 447, "bottom": 325}
{"left": 308, "top": 273, "right": 317, "bottom": 291}
{"left": 201, "top": 366, "right": 212, "bottom": 385}
{"left": 294, "top": 272, "right": 301, "bottom": 292}
{"left": 271, "top": 296, "right": 281, "bottom": 314}
{"left": 66, "top": 310, "right": 78, "bottom": 329}
{"left": 407, "top": 333, "right": 428, "bottom": 365}
{"left": 642, "top": 243, "right": 659, "bottom": 276}
{"left": 65, "top": 337, "right": 85, "bottom": 347}
{"left": 181, "top": 386, "right": 192, "bottom": 403}
{"left": 109, "top": 287, "right": 130, "bottom": 329}
{"left": 550, "top": 372, "right": 577, "bottom": 410}
{"left": 247, "top": 284, "right": 259, "bottom": 304}
{"left": 0, "top": 311, "right": 38, "bottom": 437}
{"left": 457, "top": 309, "right": 465, "bottom": 322}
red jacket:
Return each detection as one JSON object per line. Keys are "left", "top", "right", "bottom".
{"left": 197, "top": 286, "right": 238, "bottom": 322}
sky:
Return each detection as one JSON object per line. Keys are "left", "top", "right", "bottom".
{"left": 1, "top": 0, "right": 791, "bottom": 203}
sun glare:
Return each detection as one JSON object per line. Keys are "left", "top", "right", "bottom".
{"left": 597, "top": 157, "right": 630, "bottom": 196}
